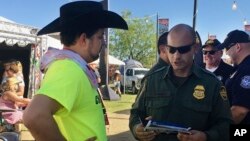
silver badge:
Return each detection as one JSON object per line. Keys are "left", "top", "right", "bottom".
{"left": 240, "top": 76, "right": 250, "bottom": 89}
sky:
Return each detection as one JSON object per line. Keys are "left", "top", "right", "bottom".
{"left": 0, "top": 0, "right": 250, "bottom": 44}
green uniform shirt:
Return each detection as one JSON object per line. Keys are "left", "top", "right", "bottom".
{"left": 129, "top": 64, "right": 232, "bottom": 141}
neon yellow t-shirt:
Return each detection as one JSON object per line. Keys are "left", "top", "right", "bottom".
{"left": 37, "top": 59, "right": 107, "bottom": 141}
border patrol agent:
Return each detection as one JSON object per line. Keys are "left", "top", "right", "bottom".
{"left": 129, "top": 24, "right": 232, "bottom": 141}
{"left": 218, "top": 30, "right": 250, "bottom": 124}
{"left": 142, "top": 32, "right": 169, "bottom": 83}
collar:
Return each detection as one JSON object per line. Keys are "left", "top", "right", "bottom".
{"left": 163, "top": 63, "right": 203, "bottom": 79}
{"left": 238, "top": 55, "right": 250, "bottom": 67}
{"left": 158, "top": 58, "right": 169, "bottom": 66}
{"left": 40, "top": 47, "right": 98, "bottom": 89}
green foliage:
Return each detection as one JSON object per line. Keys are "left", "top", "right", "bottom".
{"left": 109, "top": 10, "right": 157, "bottom": 68}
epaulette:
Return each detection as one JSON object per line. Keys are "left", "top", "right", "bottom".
{"left": 143, "top": 66, "right": 168, "bottom": 79}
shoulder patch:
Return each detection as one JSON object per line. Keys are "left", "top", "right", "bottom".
{"left": 220, "top": 86, "right": 227, "bottom": 100}
{"left": 240, "top": 76, "right": 250, "bottom": 89}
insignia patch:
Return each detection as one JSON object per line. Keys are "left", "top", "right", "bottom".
{"left": 193, "top": 85, "right": 205, "bottom": 100}
{"left": 220, "top": 86, "right": 227, "bottom": 100}
{"left": 240, "top": 76, "right": 250, "bottom": 89}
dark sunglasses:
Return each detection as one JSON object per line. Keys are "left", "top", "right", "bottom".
{"left": 167, "top": 43, "right": 194, "bottom": 54}
{"left": 226, "top": 43, "right": 236, "bottom": 51}
{"left": 202, "top": 50, "right": 217, "bottom": 55}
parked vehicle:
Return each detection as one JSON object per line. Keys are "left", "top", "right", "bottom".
{"left": 121, "top": 67, "right": 149, "bottom": 94}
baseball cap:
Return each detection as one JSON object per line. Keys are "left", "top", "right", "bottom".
{"left": 202, "top": 39, "right": 221, "bottom": 50}
{"left": 115, "top": 70, "right": 120, "bottom": 74}
{"left": 217, "top": 30, "right": 250, "bottom": 50}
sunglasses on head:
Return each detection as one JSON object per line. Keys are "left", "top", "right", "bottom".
{"left": 202, "top": 50, "right": 217, "bottom": 55}
{"left": 167, "top": 43, "right": 194, "bottom": 54}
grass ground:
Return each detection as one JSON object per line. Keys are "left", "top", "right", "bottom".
{"left": 103, "top": 94, "right": 137, "bottom": 141}
{"left": 103, "top": 94, "right": 137, "bottom": 113}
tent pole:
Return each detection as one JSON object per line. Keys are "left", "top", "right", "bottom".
{"left": 123, "top": 65, "right": 126, "bottom": 94}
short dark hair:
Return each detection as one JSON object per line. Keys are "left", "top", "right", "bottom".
{"left": 60, "top": 23, "right": 99, "bottom": 46}
{"left": 157, "top": 32, "right": 168, "bottom": 54}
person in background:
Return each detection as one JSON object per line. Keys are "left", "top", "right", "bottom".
{"left": 22, "top": 1, "right": 128, "bottom": 141}
{"left": 140, "top": 32, "right": 169, "bottom": 90}
{"left": 202, "top": 39, "right": 236, "bottom": 85}
{"left": 129, "top": 24, "right": 232, "bottom": 141}
{"left": 89, "top": 62, "right": 101, "bottom": 86}
{"left": 113, "top": 70, "right": 122, "bottom": 96}
{"left": 0, "top": 60, "right": 30, "bottom": 132}
{"left": 0, "top": 60, "right": 30, "bottom": 108}
{"left": 218, "top": 30, "right": 250, "bottom": 124}
{"left": 152, "top": 31, "right": 169, "bottom": 68}
{"left": 144, "top": 32, "right": 169, "bottom": 78}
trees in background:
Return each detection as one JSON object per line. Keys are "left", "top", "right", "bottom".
{"left": 109, "top": 11, "right": 157, "bottom": 68}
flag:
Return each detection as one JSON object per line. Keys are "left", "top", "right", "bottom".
{"left": 158, "top": 18, "right": 169, "bottom": 36}
{"left": 208, "top": 35, "right": 216, "bottom": 40}
{"left": 245, "top": 24, "right": 250, "bottom": 35}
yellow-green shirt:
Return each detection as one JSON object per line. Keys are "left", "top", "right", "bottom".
{"left": 37, "top": 59, "right": 107, "bottom": 141}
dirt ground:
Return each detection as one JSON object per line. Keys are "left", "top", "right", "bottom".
{"left": 19, "top": 111, "right": 136, "bottom": 141}
{"left": 107, "top": 110, "right": 137, "bottom": 141}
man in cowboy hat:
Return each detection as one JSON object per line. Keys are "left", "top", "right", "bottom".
{"left": 23, "top": 1, "right": 128, "bottom": 141}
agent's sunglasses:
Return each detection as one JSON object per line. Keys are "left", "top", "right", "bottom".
{"left": 202, "top": 50, "right": 217, "bottom": 55}
{"left": 167, "top": 43, "right": 194, "bottom": 54}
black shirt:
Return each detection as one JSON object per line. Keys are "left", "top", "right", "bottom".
{"left": 213, "top": 60, "right": 236, "bottom": 85}
{"left": 226, "top": 55, "right": 250, "bottom": 124}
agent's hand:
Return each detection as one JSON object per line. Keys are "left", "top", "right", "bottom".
{"left": 177, "top": 130, "right": 207, "bottom": 141}
{"left": 85, "top": 136, "right": 96, "bottom": 141}
{"left": 134, "top": 124, "right": 156, "bottom": 141}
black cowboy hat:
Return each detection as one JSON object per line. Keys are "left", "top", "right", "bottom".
{"left": 37, "top": 1, "right": 128, "bottom": 35}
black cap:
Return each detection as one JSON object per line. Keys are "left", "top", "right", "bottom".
{"left": 202, "top": 39, "right": 221, "bottom": 50}
{"left": 217, "top": 30, "right": 250, "bottom": 50}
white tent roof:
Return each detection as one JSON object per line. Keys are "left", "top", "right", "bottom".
{"left": 0, "top": 16, "right": 62, "bottom": 49}
{"left": 47, "top": 36, "right": 63, "bottom": 49}
{"left": 91, "top": 55, "right": 125, "bottom": 65}
{"left": 0, "top": 16, "right": 15, "bottom": 23}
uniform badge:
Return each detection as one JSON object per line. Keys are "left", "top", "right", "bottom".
{"left": 220, "top": 86, "right": 227, "bottom": 100}
{"left": 240, "top": 76, "right": 250, "bottom": 89}
{"left": 193, "top": 85, "right": 205, "bottom": 100}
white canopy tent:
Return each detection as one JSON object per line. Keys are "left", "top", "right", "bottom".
{"left": 91, "top": 54, "right": 125, "bottom": 65}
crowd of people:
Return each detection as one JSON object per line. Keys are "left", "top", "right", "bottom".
{"left": 129, "top": 25, "right": 250, "bottom": 141}
{"left": 0, "top": 0, "right": 248, "bottom": 141}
